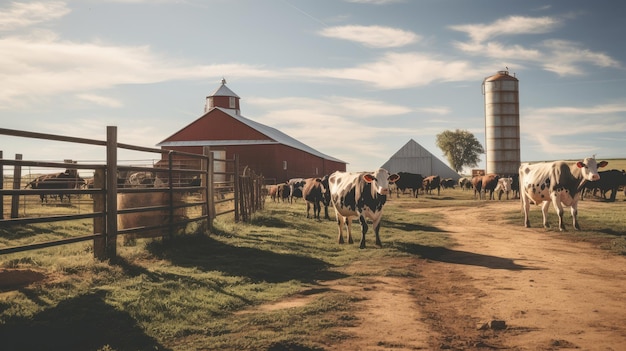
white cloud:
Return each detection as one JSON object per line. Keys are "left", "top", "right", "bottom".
{"left": 319, "top": 25, "right": 419, "bottom": 48}
{"left": 450, "top": 15, "right": 561, "bottom": 43}
{"left": 0, "top": 1, "right": 70, "bottom": 31}
{"left": 0, "top": 34, "right": 274, "bottom": 109}
{"left": 344, "top": 0, "right": 405, "bottom": 4}
{"left": 298, "top": 52, "right": 481, "bottom": 89}
{"left": 76, "top": 94, "right": 124, "bottom": 108}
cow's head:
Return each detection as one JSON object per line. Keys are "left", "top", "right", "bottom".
{"left": 320, "top": 175, "right": 331, "bottom": 206}
{"left": 576, "top": 157, "right": 608, "bottom": 181}
{"left": 362, "top": 168, "right": 400, "bottom": 196}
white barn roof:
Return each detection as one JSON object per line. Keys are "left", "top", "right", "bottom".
{"left": 381, "top": 139, "right": 460, "bottom": 180}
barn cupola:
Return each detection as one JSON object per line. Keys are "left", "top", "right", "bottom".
{"left": 204, "top": 78, "right": 241, "bottom": 115}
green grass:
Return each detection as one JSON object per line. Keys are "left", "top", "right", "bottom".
{"left": 0, "top": 189, "right": 624, "bottom": 350}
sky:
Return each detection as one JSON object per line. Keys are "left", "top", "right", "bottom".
{"left": 1, "top": 0, "right": 625, "bottom": 174}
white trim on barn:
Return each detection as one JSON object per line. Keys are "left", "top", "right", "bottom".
{"left": 381, "top": 139, "right": 461, "bottom": 180}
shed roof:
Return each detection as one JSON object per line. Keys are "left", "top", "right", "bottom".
{"left": 158, "top": 107, "right": 346, "bottom": 164}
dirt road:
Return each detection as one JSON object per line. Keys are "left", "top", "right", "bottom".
{"left": 326, "top": 200, "right": 626, "bottom": 350}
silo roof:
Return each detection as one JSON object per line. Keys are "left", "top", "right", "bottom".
{"left": 484, "top": 70, "right": 518, "bottom": 82}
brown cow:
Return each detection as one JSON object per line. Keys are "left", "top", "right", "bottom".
{"left": 472, "top": 173, "right": 500, "bottom": 200}
{"left": 302, "top": 176, "right": 331, "bottom": 220}
{"left": 268, "top": 185, "right": 279, "bottom": 202}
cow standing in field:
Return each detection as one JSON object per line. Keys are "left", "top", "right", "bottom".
{"left": 287, "top": 178, "right": 305, "bottom": 203}
{"left": 581, "top": 169, "right": 626, "bottom": 202}
{"left": 268, "top": 185, "right": 279, "bottom": 202}
{"left": 302, "top": 176, "right": 331, "bottom": 220}
{"left": 441, "top": 178, "right": 456, "bottom": 189}
{"left": 393, "top": 172, "right": 423, "bottom": 198}
{"left": 472, "top": 174, "right": 500, "bottom": 200}
{"left": 422, "top": 175, "right": 441, "bottom": 195}
{"left": 25, "top": 169, "right": 85, "bottom": 203}
{"left": 328, "top": 169, "right": 399, "bottom": 249}
{"left": 495, "top": 177, "right": 513, "bottom": 200}
{"left": 519, "top": 157, "right": 608, "bottom": 231}
{"left": 277, "top": 183, "right": 290, "bottom": 202}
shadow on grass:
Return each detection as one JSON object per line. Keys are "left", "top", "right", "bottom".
{"left": 395, "top": 242, "right": 537, "bottom": 271}
{"left": 146, "top": 234, "right": 346, "bottom": 284}
{"left": 0, "top": 290, "right": 169, "bottom": 351}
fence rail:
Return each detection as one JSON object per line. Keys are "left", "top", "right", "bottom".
{"left": 0, "top": 126, "right": 264, "bottom": 260}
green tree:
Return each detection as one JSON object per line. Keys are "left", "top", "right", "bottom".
{"left": 435, "top": 129, "right": 484, "bottom": 173}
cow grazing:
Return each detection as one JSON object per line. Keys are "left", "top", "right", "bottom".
{"left": 328, "top": 169, "right": 399, "bottom": 249}
{"left": 495, "top": 177, "right": 513, "bottom": 200}
{"left": 519, "top": 157, "right": 608, "bottom": 231}
{"left": 393, "top": 172, "right": 423, "bottom": 198}
{"left": 422, "top": 175, "right": 441, "bottom": 195}
{"left": 581, "top": 169, "right": 626, "bottom": 202}
{"left": 302, "top": 176, "right": 331, "bottom": 220}
{"left": 25, "top": 169, "right": 85, "bottom": 203}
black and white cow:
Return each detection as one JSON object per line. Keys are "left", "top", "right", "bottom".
{"left": 287, "top": 178, "right": 305, "bottom": 203}
{"left": 328, "top": 169, "right": 399, "bottom": 249}
{"left": 519, "top": 157, "right": 608, "bottom": 231}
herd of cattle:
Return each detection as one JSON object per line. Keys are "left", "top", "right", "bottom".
{"left": 19, "top": 157, "right": 626, "bottom": 248}
{"left": 23, "top": 170, "right": 182, "bottom": 203}
{"left": 268, "top": 157, "right": 625, "bottom": 248}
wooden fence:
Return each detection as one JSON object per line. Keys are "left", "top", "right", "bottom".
{"left": 0, "top": 126, "right": 264, "bottom": 260}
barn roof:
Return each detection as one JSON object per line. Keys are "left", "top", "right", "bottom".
{"left": 157, "top": 107, "right": 346, "bottom": 164}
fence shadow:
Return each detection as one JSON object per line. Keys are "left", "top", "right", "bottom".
{"left": 147, "top": 234, "right": 346, "bottom": 284}
{"left": 0, "top": 290, "right": 169, "bottom": 351}
{"left": 395, "top": 242, "right": 538, "bottom": 271}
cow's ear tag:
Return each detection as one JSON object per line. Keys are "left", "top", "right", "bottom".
{"left": 576, "top": 161, "right": 585, "bottom": 169}
{"left": 363, "top": 174, "right": 375, "bottom": 183}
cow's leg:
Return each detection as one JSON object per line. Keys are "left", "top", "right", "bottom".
{"left": 306, "top": 202, "right": 312, "bottom": 218}
{"left": 314, "top": 201, "right": 321, "bottom": 220}
{"left": 542, "top": 201, "right": 552, "bottom": 229}
{"left": 571, "top": 201, "right": 580, "bottom": 230}
{"left": 323, "top": 205, "right": 330, "bottom": 220}
{"left": 372, "top": 217, "right": 383, "bottom": 248}
{"left": 550, "top": 196, "right": 566, "bottom": 231}
{"left": 346, "top": 217, "right": 354, "bottom": 244}
{"left": 358, "top": 215, "right": 369, "bottom": 249}
{"left": 336, "top": 214, "right": 346, "bottom": 244}
{"left": 521, "top": 194, "right": 531, "bottom": 227}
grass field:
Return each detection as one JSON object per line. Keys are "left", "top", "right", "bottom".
{"left": 1, "top": 184, "right": 625, "bottom": 350}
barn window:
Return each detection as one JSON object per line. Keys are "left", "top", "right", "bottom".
{"left": 283, "top": 161, "right": 287, "bottom": 170}
{"left": 229, "top": 97, "right": 236, "bottom": 108}
{"left": 315, "top": 167, "right": 319, "bottom": 175}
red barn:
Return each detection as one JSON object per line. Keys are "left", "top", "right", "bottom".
{"left": 156, "top": 79, "right": 346, "bottom": 183}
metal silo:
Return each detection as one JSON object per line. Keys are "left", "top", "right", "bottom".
{"left": 482, "top": 70, "right": 521, "bottom": 176}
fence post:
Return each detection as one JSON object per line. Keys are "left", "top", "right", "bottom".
{"left": 203, "top": 147, "right": 213, "bottom": 232}
{"left": 106, "top": 126, "right": 118, "bottom": 259}
{"left": 93, "top": 168, "right": 106, "bottom": 260}
{"left": 233, "top": 154, "right": 240, "bottom": 222}
{"left": 167, "top": 151, "right": 174, "bottom": 239}
{"left": 11, "top": 154, "right": 22, "bottom": 219}
{"left": 0, "top": 151, "right": 3, "bottom": 220}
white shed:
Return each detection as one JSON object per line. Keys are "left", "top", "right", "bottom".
{"left": 380, "top": 139, "right": 461, "bottom": 180}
